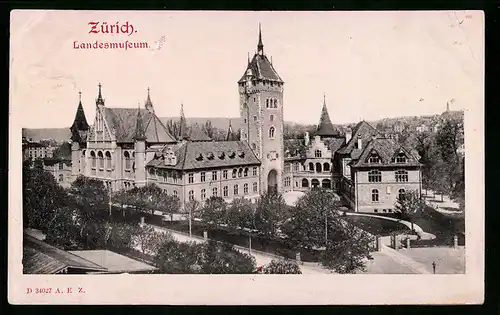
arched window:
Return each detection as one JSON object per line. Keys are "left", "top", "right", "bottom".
{"left": 201, "top": 189, "right": 206, "bottom": 200}
{"left": 232, "top": 169, "right": 237, "bottom": 178}
{"left": 234, "top": 184, "right": 239, "bottom": 195}
{"left": 90, "top": 151, "right": 96, "bottom": 168}
{"left": 98, "top": 151, "right": 104, "bottom": 169}
{"left": 253, "top": 182, "right": 258, "bottom": 192}
{"left": 173, "top": 190, "right": 178, "bottom": 197}
{"left": 244, "top": 183, "right": 249, "bottom": 194}
{"left": 269, "top": 126, "right": 275, "bottom": 139}
{"left": 323, "top": 163, "right": 330, "bottom": 172}
{"left": 315, "top": 150, "right": 322, "bottom": 158}
{"left": 244, "top": 168, "right": 249, "bottom": 177}
{"left": 274, "top": 99, "right": 278, "bottom": 108}
{"left": 270, "top": 114, "right": 274, "bottom": 121}
{"left": 124, "top": 151, "right": 131, "bottom": 170}
{"left": 223, "top": 186, "right": 229, "bottom": 197}
{"left": 302, "top": 178, "right": 309, "bottom": 188}
{"left": 309, "top": 162, "right": 314, "bottom": 171}
{"left": 368, "top": 170, "right": 382, "bottom": 182}
{"left": 395, "top": 170, "right": 408, "bottom": 182}
{"left": 315, "top": 163, "right": 322, "bottom": 173}
{"left": 398, "top": 189, "right": 406, "bottom": 201}
{"left": 188, "top": 190, "right": 194, "bottom": 201}
{"left": 266, "top": 99, "right": 269, "bottom": 108}
{"left": 212, "top": 187, "right": 218, "bottom": 197}
{"left": 105, "top": 151, "right": 112, "bottom": 169}
{"left": 58, "top": 174, "right": 64, "bottom": 182}
{"left": 372, "top": 189, "right": 379, "bottom": 202}
{"left": 238, "top": 168, "right": 243, "bottom": 178}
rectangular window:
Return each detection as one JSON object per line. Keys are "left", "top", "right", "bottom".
{"left": 284, "top": 164, "right": 290, "bottom": 173}
{"left": 212, "top": 187, "right": 218, "bottom": 197}
{"left": 244, "top": 183, "right": 248, "bottom": 194}
{"left": 200, "top": 172, "right": 206, "bottom": 182}
{"left": 315, "top": 150, "right": 322, "bottom": 158}
{"left": 223, "top": 170, "right": 228, "bottom": 179}
{"left": 395, "top": 170, "right": 409, "bottom": 182}
{"left": 223, "top": 186, "right": 228, "bottom": 197}
{"left": 253, "top": 182, "right": 258, "bottom": 193}
{"left": 212, "top": 171, "right": 217, "bottom": 181}
{"left": 234, "top": 185, "right": 239, "bottom": 195}
{"left": 252, "top": 167, "right": 257, "bottom": 176}
{"left": 188, "top": 173, "right": 194, "bottom": 183}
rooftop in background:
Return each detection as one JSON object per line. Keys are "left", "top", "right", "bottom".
{"left": 69, "top": 250, "right": 157, "bottom": 274}
{"left": 23, "top": 234, "right": 107, "bottom": 274}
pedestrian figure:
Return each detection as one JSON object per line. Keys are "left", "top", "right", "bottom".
{"left": 432, "top": 261, "right": 436, "bottom": 274}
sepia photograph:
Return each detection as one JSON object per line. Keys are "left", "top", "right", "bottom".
{"left": 9, "top": 10, "right": 483, "bottom": 304}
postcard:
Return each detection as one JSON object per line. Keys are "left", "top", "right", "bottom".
{"left": 9, "top": 10, "right": 484, "bottom": 304}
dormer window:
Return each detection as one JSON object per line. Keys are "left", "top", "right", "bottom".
{"left": 207, "top": 152, "right": 214, "bottom": 160}
{"left": 195, "top": 153, "right": 203, "bottom": 161}
{"left": 219, "top": 152, "right": 225, "bottom": 159}
{"left": 229, "top": 152, "right": 236, "bottom": 159}
{"left": 368, "top": 153, "right": 381, "bottom": 164}
{"left": 395, "top": 153, "right": 407, "bottom": 163}
{"left": 239, "top": 151, "right": 245, "bottom": 158}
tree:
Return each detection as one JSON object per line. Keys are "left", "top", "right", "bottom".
{"left": 281, "top": 188, "right": 341, "bottom": 249}
{"left": 23, "top": 159, "right": 69, "bottom": 231}
{"left": 134, "top": 225, "right": 174, "bottom": 256}
{"left": 200, "top": 196, "right": 227, "bottom": 230}
{"left": 262, "top": 259, "right": 302, "bottom": 274}
{"left": 226, "top": 197, "right": 254, "bottom": 230}
{"left": 200, "top": 240, "right": 256, "bottom": 274}
{"left": 202, "top": 120, "right": 216, "bottom": 139}
{"left": 394, "top": 190, "right": 425, "bottom": 230}
{"left": 185, "top": 199, "right": 202, "bottom": 236}
{"left": 158, "top": 195, "right": 181, "bottom": 221}
{"left": 155, "top": 239, "right": 204, "bottom": 274}
{"left": 44, "top": 207, "right": 80, "bottom": 250}
{"left": 254, "top": 190, "right": 287, "bottom": 238}
{"left": 166, "top": 119, "right": 181, "bottom": 139}
{"left": 69, "top": 175, "right": 109, "bottom": 222}
{"left": 105, "top": 221, "right": 141, "bottom": 251}
{"left": 52, "top": 141, "right": 72, "bottom": 160}
{"left": 321, "top": 221, "right": 374, "bottom": 274}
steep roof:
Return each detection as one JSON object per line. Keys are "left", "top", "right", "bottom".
{"left": 238, "top": 53, "right": 283, "bottom": 83}
{"left": 316, "top": 98, "right": 337, "bottom": 137}
{"left": 336, "top": 120, "right": 381, "bottom": 159}
{"left": 103, "top": 108, "right": 177, "bottom": 144}
{"left": 350, "top": 137, "right": 422, "bottom": 168}
{"left": 187, "top": 124, "right": 212, "bottom": 142}
{"left": 23, "top": 234, "right": 107, "bottom": 274}
{"left": 70, "top": 97, "right": 90, "bottom": 143}
{"left": 324, "top": 137, "right": 346, "bottom": 158}
{"left": 147, "top": 141, "right": 261, "bottom": 171}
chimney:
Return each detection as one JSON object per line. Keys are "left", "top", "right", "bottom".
{"left": 357, "top": 136, "right": 362, "bottom": 149}
{"left": 304, "top": 132, "right": 310, "bottom": 146}
{"left": 345, "top": 128, "right": 352, "bottom": 143}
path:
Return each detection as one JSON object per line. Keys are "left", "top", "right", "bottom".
{"left": 378, "top": 245, "right": 432, "bottom": 274}
{"left": 338, "top": 211, "right": 436, "bottom": 240}
{"left": 145, "top": 224, "right": 332, "bottom": 274}
{"left": 422, "top": 190, "right": 463, "bottom": 215}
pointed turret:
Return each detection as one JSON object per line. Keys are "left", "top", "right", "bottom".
{"left": 70, "top": 91, "right": 90, "bottom": 143}
{"left": 134, "top": 104, "right": 147, "bottom": 141}
{"left": 96, "top": 83, "right": 105, "bottom": 106}
{"left": 257, "top": 23, "right": 264, "bottom": 55}
{"left": 226, "top": 120, "right": 237, "bottom": 141}
{"left": 178, "top": 103, "right": 188, "bottom": 140}
{"left": 145, "top": 87, "right": 154, "bottom": 113}
{"left": 316, "top": 94, "right": 337, "bottom": 138}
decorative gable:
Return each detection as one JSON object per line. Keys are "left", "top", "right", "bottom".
{"left": 366, "top": 150, "right": 382, "bottom": 164}
{"left": 163, "top": 147, "right": 177, "bottom": 166}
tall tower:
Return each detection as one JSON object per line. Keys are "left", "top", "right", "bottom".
{"left": 134, "top": 105, "right": 147, "bottom": 187}
{"left": 238, "top": 25, "right": 284, "bottom": 193}
{"left": 70, "top": 91, "right": 90, "bottom": 181}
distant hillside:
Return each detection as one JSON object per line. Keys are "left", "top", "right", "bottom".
{"left": 159, "top": 117, "right": 298, "bottom": 131}
{"left": 22, "top": 128, "right": 71, "bottom": 143}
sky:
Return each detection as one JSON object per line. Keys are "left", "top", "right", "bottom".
{"left": 10, "top": 10, "right": 484, "bottom": 128}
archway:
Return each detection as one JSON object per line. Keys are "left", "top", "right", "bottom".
{"left": 311, "top": 179, "right": 320, "bottom": 188}
{"left": 267, "top": 169, "right": 278, "bottom": 193}
{"left": 322, "top": 179, "right": 331, "bottom": 189}
{"left": 301, "top": 178, "right": 309, "bottom": 188}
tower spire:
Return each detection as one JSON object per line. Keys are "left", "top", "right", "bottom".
{"left": 226, "top": 119, "right": 236, "bottom": 141}
{"left": 323, "top": 93, "right": 326, "bottom": 106}
{"left": 134, "top": 103, "right": 146, "bottom": 140}
{"left": 257, "top": 23, "right": 264, "bottom": 55}
{"left": 145, "top": 87, "right": 154, "bottom": 113}
{"left": 78, "top": 91, "right": 82, "bottom": 103}
{"left": 96, "top": 82, "right": 105, "bottom": 106}
{"left": 179, "top": 102, "right": 188, "bottom": 140}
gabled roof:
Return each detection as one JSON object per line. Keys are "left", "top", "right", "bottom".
{"left": 324, "top": 137, "right": 345, "bottom": 157}
{"left": 349, "top": 138, "right": 422, "bottom": 168}
{"left": 70, "top": 101, "right": 90, "bottom": 132}
{"left": 336, "top": 120, "right": 381, "bottom": 159}
{"left": 23, "top": 234, "right": 107, "bottom": 274}
{"left": 238, "top": 53, "right": 283, "bottom": 83}
{"left": 147, "top": 141, "right": 261, "bottom": 171}
{"left": 103, "top": 108, "right": 177, "bottom": 144}
{"left": 69, "top": 250, "right": 157, "bottom": 274}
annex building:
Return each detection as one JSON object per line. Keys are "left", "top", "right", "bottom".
{"left": 68, "top": 26, "right": 422, "bottom": 213}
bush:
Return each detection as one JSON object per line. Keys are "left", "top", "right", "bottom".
{"left": 262, "top": 260, "right": 302, "bottom": 274}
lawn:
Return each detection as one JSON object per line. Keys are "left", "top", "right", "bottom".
{"left": 342, "top": 216, "right": 411, "bottom": 236}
